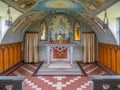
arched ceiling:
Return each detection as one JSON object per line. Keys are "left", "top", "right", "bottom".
{"left": 1, "top": 0, "right": 119, "bottom": 33}
{"left": 2, "top": 0, "right": 119, "bottom": 15}
{"left": 1, "top": 0, "right": 120, "bottom": 44}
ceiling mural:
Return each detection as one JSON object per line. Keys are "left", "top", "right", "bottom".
{"left": 46, "top": 1, "right": 75, "bottom": 8}
{"left": 0, "top": 0, "right": 119, "bottom": 34}
{"left": 1, "top": 0, "right": 118, "bottom": 14}
{"left": 1, "top": 0, "right": 119, "bottom": 44}
{"left": 79, "top": 0, "right": 105, "bottom": 12}
{"left": 34, "top": 0, "right": 87, "bottom": 13}
{"left": 11, "top": 0, "right": 36, "bottom": 11}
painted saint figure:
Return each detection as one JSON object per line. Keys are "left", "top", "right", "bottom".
{"left": 57, "top": 31, "right": 63, "bottom": 43}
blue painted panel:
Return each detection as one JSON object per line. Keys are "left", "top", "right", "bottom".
{"left": 34, "top": 0, "right": 87, "bottom": 13}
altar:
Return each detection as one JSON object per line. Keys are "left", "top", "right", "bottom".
{"left": 46, "top": 43, "right": 75, "bottom": 64}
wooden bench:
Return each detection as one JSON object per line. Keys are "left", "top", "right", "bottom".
{"left": 91, "top": 75, "right": 120, "bottom": 90}
{"left": 0, "top": 76, "right": 26, "bottom": 90}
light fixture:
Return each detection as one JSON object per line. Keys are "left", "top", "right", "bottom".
{"left": 5, "top": 6, "right": 12, "bottom": 27}
{"left": 103, "top": 9, "right": 109, "bottom": 29}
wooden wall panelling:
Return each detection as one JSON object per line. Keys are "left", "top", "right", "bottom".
{"left": 16, "top": 45, "right": 18, "bottom": 64}
{"left": 17, "top": 45, "right": 20, "bottom": 63}
{"left": 98, "top": 43, "right": 120, "bottom": 74}
{"left": 105, "top": 47, "right": 108, "bottom": 68}
{"left": 98, "top": 44, "right": 103, "bottom": 64}
{"left": 114, "top": 48, "right": 117, "bottom": 72}
{"left": 13, "top": 45, "right": 17, "bottom": 65}
{"left": 9, "top": 46, "right": 14, "bottom": 68}
{"left": 18, "top": 44, "right": 22, "bottom": 63}
{"left": 103, "top": 46, "right": 107, "bottom": 66}
{"left": 106, "top": 47, "right": 109, "bottom": 67}
{"left": 101, "top": 45, "right": 104, "bottom": 65}
{"left": 19, "top": 45, "right": 23, "bottom": 60}
{"left": 98, "top": 45, "right": 101, "bottom": 64}
{"left": 0, "top": 42, "right": 22, "bottom": 74}
{"left": 3, "top": 47, "right": 9, "bottom": 71}
{"left": 111, "top": 48, "right": 116, "bottom": 72}
{"left": 117, "top": 49, "right": 120, "bottom": 74}
{"left": 0, "top": 48, "right": 3, "bottom": 73}
{"left": 107, "top": 47, "right": 111, "bottom": 69}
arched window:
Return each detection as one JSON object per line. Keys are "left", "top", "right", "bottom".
{"left": 74, "top": 22, "right": 80, "bottom": 40}
{"left": 40, "top": 21, "right": 47, "bottom": 41}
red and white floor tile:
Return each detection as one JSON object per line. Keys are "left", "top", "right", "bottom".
{"left": 7, "top": 62, "right": 111, "bottom": 90}
{"left": 24, "top": 76, "right": 91, "bottom": 90}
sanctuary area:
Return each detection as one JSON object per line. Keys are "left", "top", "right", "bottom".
{"left": 0, "top": 0, "right": 120, "bottom": 90}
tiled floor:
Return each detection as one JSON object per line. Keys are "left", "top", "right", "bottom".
{"left": 6, "top": 62, "right": 112, "bottom": 90}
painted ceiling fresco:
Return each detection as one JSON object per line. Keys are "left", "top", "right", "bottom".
{"left": 34, "top": 0, "right": 87, "bottom": 13}
{"left": 1, "top": 0, "right": 108, "bottom": 14}
{"left": 1, "top": 0, "right": 119, "bottom": 44}
{"left": 77, "top": 0, "right": 105, "bottom": 12}
{"left": 1, "top": 0, "right": 119, "bottom": 35}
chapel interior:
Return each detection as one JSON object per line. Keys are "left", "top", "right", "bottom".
{"left": 0, "top": 0, "right": 120, "bottom": 90}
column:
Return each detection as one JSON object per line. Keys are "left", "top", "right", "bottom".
{"left": 47, "top": 46, "right": 51, "bottom": 64}
{"left": 69, "top": 46, "right": 73, "bottom": 64}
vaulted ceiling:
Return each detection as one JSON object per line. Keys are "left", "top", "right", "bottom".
{"left": 1, "top": 0, "right": 120, "bottom": 44}
{"left": 1, "top": 0, "right": 119, "bottom": 32}
{"left": 2, "top": 0, "right": 119, "bottom": 15}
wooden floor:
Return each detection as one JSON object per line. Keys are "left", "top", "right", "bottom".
{"left": 2, "top": 62, "right": 117, "bottom": 90}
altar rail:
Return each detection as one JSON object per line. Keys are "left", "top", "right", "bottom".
{"left": 0, "top": 76, "right": 25, "bottom": 90}
{"left": 0, "top": 42, "right": 23, "bottom": 74}
{"left": 98, "top": 42, "right": 120, "bottom": 74}
{"left": 91, "top": 75, "right": 120, "bottom": 90}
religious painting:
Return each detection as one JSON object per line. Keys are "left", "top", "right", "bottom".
{"left": 12, "top": 0, "right": 35, "bottom": 11}
{"left": 74, "top": 22, "right": 81, "bottom": 41}
{"left": 79, "top": 0, "right": 105, "bottom": 12}
{"left": 48, "top": 15, "right": 73, "bottom": 42}
{"left": 34, "top": 0, "right": 87, "bottom": 13}
{"left": 40, "top": 21, "right": 47, "bottom": 41}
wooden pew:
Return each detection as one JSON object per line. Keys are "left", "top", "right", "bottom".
{"left": 0, "top": 76, "right": 26, "bottom": 90}
{"left": 91, "top": 75, "right": 120, "bottom": 90}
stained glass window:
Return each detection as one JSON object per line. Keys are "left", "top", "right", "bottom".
{"left": 117, "top": 17, "right": 120, "bottom": 44}
{"left": 74, "top": 22, "right": 80, "bottom": 40}
{"left": 40, "top": 21, "right": 47, "bottom": 40}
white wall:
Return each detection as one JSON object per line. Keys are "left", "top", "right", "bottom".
{"left": 0, "top": 1, "right": 22, "bottom": 42}
{"left": 97, "top": 1, "right": 120, "bottom": 43}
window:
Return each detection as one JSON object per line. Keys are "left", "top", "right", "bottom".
{"left": 117, "top": 17, "right": 120, "bottom": 44}
{"left": 40, "top": 21, "right": 47, "bottom": 41}
{"left": 74, "top": 22, "right": 81, "bottom": 40}
{"left": 0, "top": 1, "right": 22, "bottom": 42}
